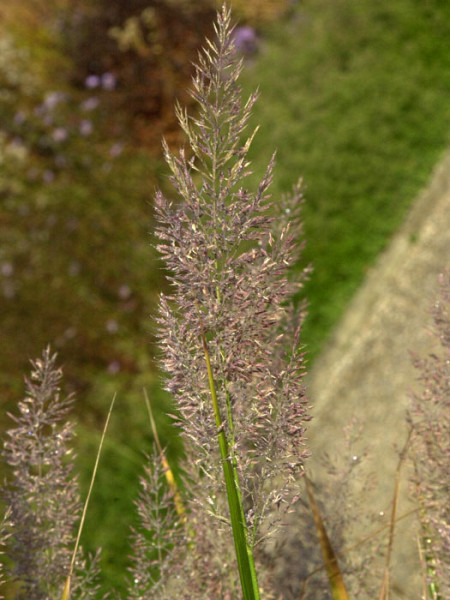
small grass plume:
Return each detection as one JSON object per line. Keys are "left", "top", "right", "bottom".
{"left": 1, "top": 347, "right": 99, "bottom": 600}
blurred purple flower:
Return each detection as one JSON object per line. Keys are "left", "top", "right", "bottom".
{"left": 42, "top": 169, "right": 55, "bottom": 183}
{"left": 43, "top": 92, "right": 66, "bottom": 110}
{"left": 66, "top": 217, "right": 78, "bottom": 231}
{"left": 108, "top": 361, "right": 121, "bottom": 374}
{"left": 106, "top": 319, "right": 119, "bottom": 334}
{"left": 85, "top": 74, "right": 101, "bottom": 89}
{"left": 14, "top": 111, "right": 26, "bottom": 125}
{"left": 101, "top": 72, "right": 116, "bottom": 90}
{"left": 64, "top": 327, "right": 77, "bottom": 340}
{"left": 55, "top": 154, "right": 68, "bottom": 168}
{"left": 51, "top": 127, "right": 68, "bottom": 143}
{"left": 42, "top": 114, "right": 54, "bottom": 127}
{"left": 1, "top": 262, "right": 13, "bottom": 277}
{"left": 232, "top": 26, "right": 258, "bottom": 54}
{"left": 10, "top": 137, "right": 24, "bottom": 149}
{"left": 2, "top": 282, "right": 15, "bottom": 299}
{"left": 81, "top": 97, "right": 99, "bottom": 111}
{"left": 68, "top": 262, "right": 80, "bottom": 276}
{"left": 79, "top": 119, "right": 93, "bottom": 136}
{"left": 118, "top": 285, "right": 131, "bottom": 300}
{"left": 109, "top": 142, "right": 124, "bottom": 157}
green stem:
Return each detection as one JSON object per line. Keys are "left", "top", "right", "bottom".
{"left": 200, "top": 330, "right": 261, "bottom": 600}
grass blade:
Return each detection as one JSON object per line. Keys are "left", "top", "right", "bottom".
{"left": 299, "top": 507, "right": 417, "bottom": 597}
{"left": 61, "top": 393, "right": 116, "bottom": 600}
{"left": 304, "top": 473, "right": 350, "bottom": 600}
{"left": 378, "top": 430, "right": 411, "bottom": 600}
{"left": 143, "top": 388, "right": 186, "bottom": 521}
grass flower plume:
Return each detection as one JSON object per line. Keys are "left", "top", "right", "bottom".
{"left": 1, "top": 348, "right": 98, "bottom": 600}
{"left": 154, "top": 5, "right": 309, "bottom": 597}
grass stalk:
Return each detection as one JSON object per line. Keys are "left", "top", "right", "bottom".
{"left": 200, "top": 327, "right": 261, "bottom": 600}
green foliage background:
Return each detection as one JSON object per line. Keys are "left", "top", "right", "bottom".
{"left": 243, "top": 0, "right": 450, "bottom": 360}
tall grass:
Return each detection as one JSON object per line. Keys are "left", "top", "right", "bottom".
{"left": 3, "top": 2, "right": 450, "bottom": 584}
{"left": 0, "top": 5, "right": 449, "bottom": 600}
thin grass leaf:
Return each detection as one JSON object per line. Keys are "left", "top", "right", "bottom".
{"left": 378, "top": 430, "right": 411, "bottom": 600}
{"left": 143, "top": 388, "right": 186, "bottom": 522}
{"left": 299, "top": 507, "right": 417, "bottom": 595}
{"left": 304, "top": 473, "right": 349, "bottom": 600}
{"left": 62, "top": 393, "right": 116, "bottom": 600}
{"left": 61, "top": 574, "right": 71, "bottom": 600}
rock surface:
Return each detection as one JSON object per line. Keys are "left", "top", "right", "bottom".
{"left": 283, "top": 149, "right": 450, "bottom": 598}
